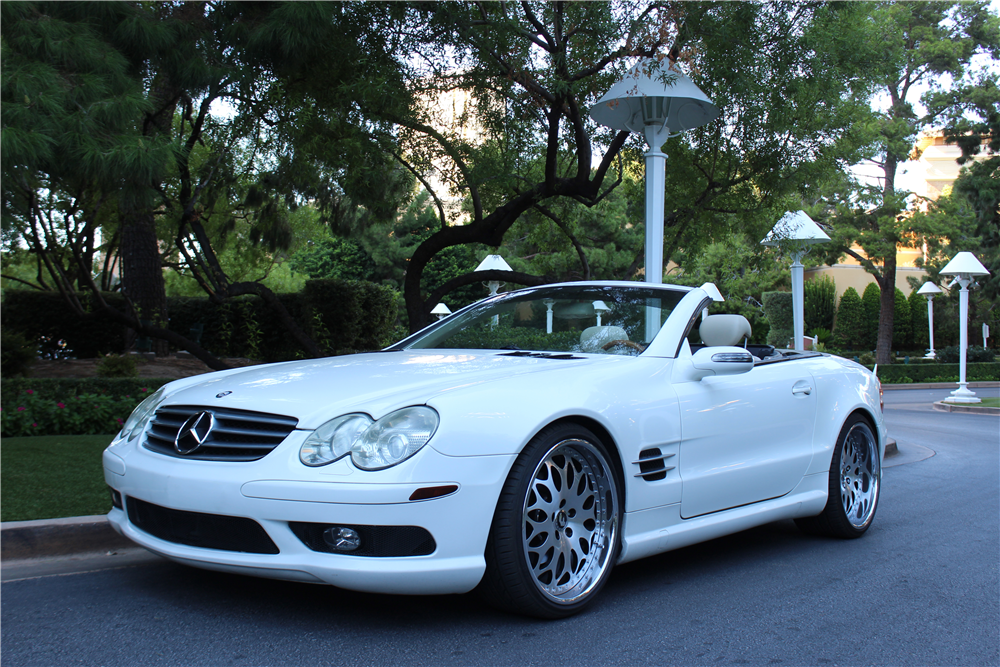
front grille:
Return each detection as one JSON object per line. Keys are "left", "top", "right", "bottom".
{"left": 144, "top": 405, "right": 298, "bottom": 461}
{"left": 289, "top": 522, "right": 436, "bottom": 557}
{"left": 126, "top": 497, "right": 279, "bottom": 554}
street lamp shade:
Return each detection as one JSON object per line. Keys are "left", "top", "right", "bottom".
{"left": 939, "top": 251, "right": 990, "bottom": 278}
{"left": 760, "top": 211, "right": 830, "bottom": 248}
{"left": 430, "top": 303, "right": 452, "bottom": 317}
{"left": 589, "top": 59, "right": 719, "bottom": 135}
{"left": 916, "top": 282, "right": 943, "bottom": 297}
{"left": 474, "top": 254, "right": 513, "bottom": 273}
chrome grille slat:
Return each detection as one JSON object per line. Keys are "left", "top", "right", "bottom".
{"left": 143, "top": 405, "right": 298, "bottom": 462}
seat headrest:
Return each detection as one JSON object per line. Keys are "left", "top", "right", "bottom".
{"left": 580, "top": 325, "right": 628, "bottom": 352}
{"left": 699, "top": 314, "right": 752, "bottom": 347}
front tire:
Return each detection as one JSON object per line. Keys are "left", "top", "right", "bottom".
{"left": 478, "top": 423, "right": 622, "bottom": 618}
{"left": 796, "top": 414, "right": 880, "bottom": 538}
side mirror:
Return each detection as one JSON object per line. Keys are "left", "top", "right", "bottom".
{"left": 677, "top": 346, "right": 755, "bottom": 382}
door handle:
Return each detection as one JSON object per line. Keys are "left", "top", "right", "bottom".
{"left": 792, "top": 381, "right": 813, "bottom": 396}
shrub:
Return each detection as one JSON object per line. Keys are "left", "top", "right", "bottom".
{"left": 937, "top": 345, "right": 996, "bottom": 364}
{"left": 96, "top": 353, "right": 139, "bottom": 378}
{"left": 861, "top": 282, "right": 881, "bottom": 350}
{"left": 892, "top": 288, "right": 911, "bottom": 351}
{"left": 763, "top": 292, "right": 793, "bottom": 348}
{"left": 834, "top": 287, "right": 865, "bottom": 350}
{"left": 1, "top": 329, "right": 36, "bottom": 377}
{"left": 908, "top": 288, "right": 929, "bottom": 350}
{"left": 804, "top": 275, "right": 836, "bottom": 332}
{"left": 0, "top": 384, "right": 158, "bottom": 437}
{"left": 859, "top": 351, "right": 876, "bottom": 366}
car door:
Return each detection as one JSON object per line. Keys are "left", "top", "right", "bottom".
{"left": 673, "top": 360, "right": 818, "bottom": 519}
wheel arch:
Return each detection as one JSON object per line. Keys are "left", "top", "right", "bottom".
{"left": 540, "top": 415, "right": 626, "bottom": 491}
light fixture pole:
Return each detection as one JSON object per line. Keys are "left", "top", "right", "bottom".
{"left": 590, "top": 59, "right": 718, "bottom": 342}
{"left": 761, "top": 211, "right": 830, "bottom": 351}
{"left": 940, "top": 251, "right": 990, "bottom": 404}
{"left": 916, "top": 282, "right": 942, "bottom": 359}
{"left": 475, "top": 254, "right": 513, "bottom": 327}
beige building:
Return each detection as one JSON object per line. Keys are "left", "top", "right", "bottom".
{"left": 806, "top": 132, "right": 978, "bottom": 299}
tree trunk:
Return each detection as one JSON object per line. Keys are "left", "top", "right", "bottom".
{"left": 120, "top": 207, "right": 169, "bottom": 356}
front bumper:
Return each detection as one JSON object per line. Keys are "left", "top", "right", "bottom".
{"left": 104, "top": 430, "right": 515, "bottom": 595}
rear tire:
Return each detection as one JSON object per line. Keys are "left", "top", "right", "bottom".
{"left": 796, "top": 414, "right": 880, "bottom": 538}
{"left": 478, "top": 423, "right": 622, "bottom": 618}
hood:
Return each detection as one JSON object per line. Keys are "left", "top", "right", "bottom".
{"left": 159, "top": 350, "right": 611, "bottom": 429}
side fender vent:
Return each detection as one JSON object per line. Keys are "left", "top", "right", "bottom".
{"left": 634, "top": 448, "right": 675, "bottom": 482}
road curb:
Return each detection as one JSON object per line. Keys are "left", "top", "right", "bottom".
{"left": 2, "top": 436, "right": 901, "bottom": 563}
{"left": 932, "top": 401, "right": 1000, "bottom": 415}
{"left": 1, "top": 514, "right": 134, "bottom": 561}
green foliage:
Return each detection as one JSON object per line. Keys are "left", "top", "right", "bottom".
{"left": 4, "top": 281, "right": 400, "bottom": 362}
{"left": 834, "top": 287, "right": 866, "bottom": 350}
{"left": 861, "top": 282, "right": 881, "bottom": 350}
{"left": 936, "top": 346, "right": 996, "bottom": 364}
{"left": 95, "top": 354, "right": 138, "bottom": 378}
{"left": 2, "top": 378, "right": 171, "bottom": 401}
{"left": 1, "top": 434, "right": 115, "bottom": 521}
{"left": 804, "top": 275, "right": 837, "bottom": 332}
{"left": 908, "top": 288, "right": 930, "bottom": 350}
{"left": 762, "top": 292, "right": 794, "bottom": 348}
{"left": 0, "top": 384, "right": 153, "bottom": 437}
{"left": 1, "top": 329, "right": 35, "bottom": 377}
{"left": 2, "top": 291, "right": 127, "bottom": 358}
{"left": 859, "top": 352, "right": 876, "bottom": 366}
{"left": 870, "top": 361, "right": 1000, "bottom": 384}
{"left": 444, "top": 326, "right": 582, "bottom": 353}
{"left": 892, "top": 288, "right": 911, "bottom": 351}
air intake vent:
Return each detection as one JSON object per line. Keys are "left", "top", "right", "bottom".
{"left": 144, "top": 405, "right": 297, "bottom": 461}
{"left": 634, "top": 448, "right": 675, "bottom": 481}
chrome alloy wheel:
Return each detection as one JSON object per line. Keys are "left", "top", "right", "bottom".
{"left": 840, "top": 423, "right": 879, "bottom": 529}
{"left": 521, "top": 439, "right": 619, "bottom": 605}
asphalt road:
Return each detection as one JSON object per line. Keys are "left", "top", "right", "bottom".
{"left": 2, "top": 388, "right": 997, "bottom": 667}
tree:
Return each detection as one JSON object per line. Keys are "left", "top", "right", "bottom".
{"left": 376, "top": 1, "right": 885, "bottom": 331}
{"left": 2, "top": 2, "right": 413, "bottom": 367}
{"left": 816, "top": 1, "right": 999, "bottom": 364}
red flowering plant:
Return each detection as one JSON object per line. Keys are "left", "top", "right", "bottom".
{"left": 0, "top": 388, "right": 147, "bottom": 437}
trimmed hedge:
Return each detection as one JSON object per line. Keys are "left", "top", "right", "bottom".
{"left": 2, "top": 280, "right": 400, "bottom": 362}
{"left": 864, "top": 362, "right": 1000, "bottom": 384}
{"left": 1, "top": 378, "right": 174, "bottom": 407}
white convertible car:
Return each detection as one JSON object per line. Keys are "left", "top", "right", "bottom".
{"left": 104, "top": 281, "right": 884, "bottom": 618}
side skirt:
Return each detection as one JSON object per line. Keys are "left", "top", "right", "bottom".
{"left": 617, "top": 472, "right": 828, "bottom": 564}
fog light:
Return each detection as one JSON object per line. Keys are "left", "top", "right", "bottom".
{"left": 109, "top": 488, "right": 123, "bottom": 510}
{"left": 322, "top": 526, "right": 361, "bottom": 552}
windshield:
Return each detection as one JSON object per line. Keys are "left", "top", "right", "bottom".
{"left": 394, "top": 284, "right": 688, "bottom": 355}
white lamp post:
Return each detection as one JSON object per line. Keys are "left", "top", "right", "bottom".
{"left": 475, "top": 254, "right": 514, "bottom": 296}
{"left": 590, "top": 59, "right": 718, "bottom": 342}
{"left": 430, "top": 303, "right": 452, "bottom": 321}
{"left": 761, "top": 211, "right": 830, "bottom": 351}
{"left": 593, "top": 301, "right": 610, "bottom": 326}
{"left": 916, "top": 282, "right": 942, "bottom": 359}
{"left": 940, "top": 251, "right": 991, "bottom": 404}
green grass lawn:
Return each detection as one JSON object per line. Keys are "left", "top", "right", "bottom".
{"left": 1, "top": 434, "right": 115, "bottom": 522}
{"left": 977, "top": 397, "right": 1000, "bottom": 408}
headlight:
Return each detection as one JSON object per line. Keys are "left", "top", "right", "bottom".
{"left": 121, "top": 388, "right": 166, "bottom": 441}
{"left": 298, "top": 406, "right": 439, "bottom": 471}
{"left": 299, "top": 414, "right": 373, "bottom": 467}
